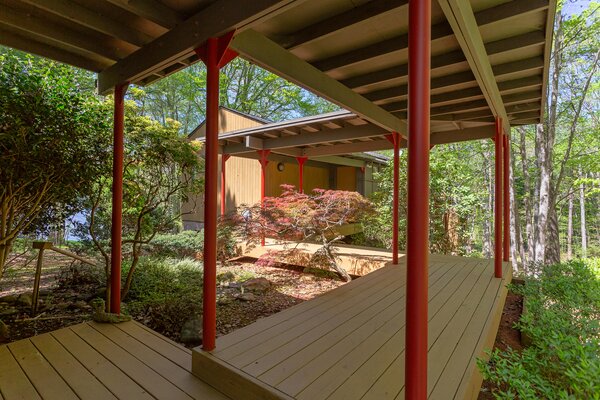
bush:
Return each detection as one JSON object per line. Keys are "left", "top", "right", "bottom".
{"left": 478, "top": 259, "right": 600, "bottom": 399}
{"left": 125, "top": 257, "right": 204, "bottom": 339}
{"left": 149, "top": 231, "right": 204, "bottom": 258}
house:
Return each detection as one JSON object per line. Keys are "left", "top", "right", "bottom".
{"left": 182, "top": 107, "right": 387, "bottom": 230}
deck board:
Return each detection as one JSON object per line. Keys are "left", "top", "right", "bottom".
{"left": 0, "top": 321, "right": 230, "bottom": 400}
{"left": 193, "top": 254, "right": 511, "bottom": 400}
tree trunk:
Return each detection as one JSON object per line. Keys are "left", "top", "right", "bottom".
{"left": 509, "top": 149, "right": 524, "bottom": 273}
{"left": 580, "top": 167, "right": 588, "bottom": 257}
{"left": 534, "top": 124, "right": 551, "bottom": 263}
{"left": 546, "top": 196, "right": 561, "bottom": 265}
{"left": 482, "top": 148, "right": 493, "bottom": 258}
{"left": 567, "top": 191, "right": 573, "bottom": 259}
{"left": 322, "top": 236, "right": 351, "bottom": 282}
{"left": 519, "top": 127, "right": 533, "bottom": 264}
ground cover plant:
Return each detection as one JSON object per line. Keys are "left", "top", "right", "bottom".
{"left": 478, "top": 259, "right": 600, "bottom": 399}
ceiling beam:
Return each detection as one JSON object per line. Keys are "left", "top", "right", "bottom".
{"left": 231, "top": 29, "right": 407, "bottom": 135}
{"left": 279, "top": 0, "right": 408, "bottom": 49}
{"left": 0, "top": 27, "right": 108, "bottom": 71}
{"left": 20, "top": 0, "right": 153, "bottom": 47}
{"left": 97, "top": 0, "right": 301, "bottom": 94}
{"left": 342, "top": 30, "right": 544, "bottom": 90}
{"left": 362, "top": 56, "right": 543, "bottom": 102}
{"left": 312, "top": 0, "right": 548, "bottom": 72}
{"left": 438, "top": 0, "right": 522, "bottom": 134}
{"left": 104, "top": 0, "right": 184, "bottom": 29}
{"left": 0, "top": 5, "right": 134, "bottom": 62}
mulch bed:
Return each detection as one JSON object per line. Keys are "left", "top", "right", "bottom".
{"left": 478, "top": 284, "right": 524, "bottom": 399}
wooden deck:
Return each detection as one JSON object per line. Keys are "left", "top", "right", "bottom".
{"left": 242, "top": 239, "right": 394, "bottom": 276}
{"left": 0, "top": 321, "right": 229, "bottom": 400}
{"left": 193, "top": 254, "right": 511, "bottom": 400}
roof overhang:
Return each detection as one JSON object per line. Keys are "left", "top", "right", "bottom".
{"left": 0, "top": 0, "right": 556, "bottom": 143}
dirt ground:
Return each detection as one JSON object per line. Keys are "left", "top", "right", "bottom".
{"left": 478, "top": 287, "right": 524, "bottom": 399}
{"left": 0, "top": 253, "right": 346, "bottom": 345}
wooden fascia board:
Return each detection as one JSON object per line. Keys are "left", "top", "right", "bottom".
{"left": 311, "top": 156, "right": 365, "bottom": 168}
{"left": 231, "top": 29, "right": 406, "bottom": 136}
{"left": 438, "top": 0, "right": 509, "bottom": 133}
{"left": 540, "top": 0, "right": 558, "bottom": 122}
{"left": 430, "top": 125, "right": 496, "bottom": 145}
{"left": 263, "top": 124, "right": 388, "bottom": 150}
{"left": 97, "top": 0, "right": 302, "bottom": 94}
{"left": 302, "top": 140, "right": 393, "bottom": 157}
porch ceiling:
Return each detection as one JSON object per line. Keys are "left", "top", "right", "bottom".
{"left": 0, "top": 0, "right": 556, "bottom": 142}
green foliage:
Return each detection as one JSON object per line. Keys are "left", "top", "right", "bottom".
{"left": 150, "top": 231, "right": 204, "bottom": 258}
{"left": 125, "top": 257, "right": 204, "bottom": 337}
{"left": 0, "top": 48, "right": 110, "bottom": 276}
{"left": 366, "top": 143, "right": 488, "bottom": 255}
{"left": 478, "top": 259, "right": 600, "bottom": 399}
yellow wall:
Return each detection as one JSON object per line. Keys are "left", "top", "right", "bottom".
{"left": 337, "top": 166, "right": 357, "bottom": 191}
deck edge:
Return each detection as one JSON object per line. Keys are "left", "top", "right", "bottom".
{"left": 192, "top": 347, "right": 293, "bottom": 400}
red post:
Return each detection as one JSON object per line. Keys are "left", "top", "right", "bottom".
{"left": 110, "top": 83, "right": 127, "bottom": 314}
{"left": 296, "top": 156, "right": 308, "bottom": 193}
{"left": 503, "top": 134, "right": 510, "bottom": 262}
{"left": 221, "top": 154, "right": 231, "bottom": 216}
{"left": 258, "top": 150, "right": 271, "bottom": 246}
{"left": 385, "top": 132, "right": 401, "bottom": 265}
{"left": 195, "top": 32, "right": 237, "bottom": 351}
{"left": 494, "top": 118, "right": 504, "bottom": 278}
{"left": 405, "top": 0, "right": 430, "bottom": 398}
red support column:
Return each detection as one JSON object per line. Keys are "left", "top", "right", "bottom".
{"left": 405, "top": 0, "right": 430, "bottom": 398}
{"left": 110, "top": 83, "right": 128, "bottom": 314}
{"left": 385, "top": 132, "right": 401, "bottom": 265}
{"left": 221, "top": 154, "right": 231, "bottom": 216}
{"left": 503, "top": 134, "right": 510, "bottom": 262}
{"left": 194, "top": 31, "right": 237, "bottom": 352}
{"left": 494, "top": 118, "right": 504, "bottom": 278}
{"left": 296, "top": 156, "right": 308, "bottom": 193}
{"left": 258, "top": 150, "right": 271, "bottom": 246}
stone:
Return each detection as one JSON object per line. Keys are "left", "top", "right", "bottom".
{"left": 0, "top": 320, "right": 9, "bottom": 342}
{"left": 0, "top": 308, "right": 18, "bottom": 317}
{"left": 217, "top": 296, "right": 233, "bottom": 306}
{"left": 237, "top": 292, "right": 257, "bottom": 302}
{"left": 73, "top": 300, "right": 90, "bottom": 311}
{"left": 56, "top": 302, "right": 70, "bottom": 310}
{"left": 180, "top": 317, "right": 203, "bottom": 345}
{"left": 241, "top": 277, "right": 271, "bottom": 293}
{"left": 17, "top": 293, "right": 32, "bottom": 307}
{"left": 0, "top": 295, "right": 18, "bottom": 304}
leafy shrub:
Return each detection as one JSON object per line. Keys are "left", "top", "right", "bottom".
{"left": 125, "top": 257, "right": 204, "bottom": 339}
{"left": 478, "top": 259, "right": 600, "bottom": 399}
{"left": 149, "top": 231, "right": 204, "bottom": 258}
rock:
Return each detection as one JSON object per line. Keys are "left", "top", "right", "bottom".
{"left": 0, "top": 295, "right": 18, "bottom": 304}
{"left": 237, "top": 292, "right": 257, "bottom": 302}
{"left": 180, "top": 317, "right": 203, "bottom": 345}
{"left": 0, "top": 320, "right": 9, "bottom": 342}
{"left": 241, "top": 277, "right": 271, "bottom": 293}
{"left": 227, "top": 282, "right": 241, "bottom": 289}
{"left": 217, "top": 296, "right": 233, "bottom": 306}
{"left": 73, "top": 300, "right": 90, "bottom": 311}
{"left": 56, "top": 302, "right": 70, "bottom": 310}
{"left": 0, "top": 308, "right": 18, "bottom": 317}
{"left": 17, "top": 293, "right": 33, "bottom": 307}
{"left": 38, "top": 289, "right": 53, "bottom": 297}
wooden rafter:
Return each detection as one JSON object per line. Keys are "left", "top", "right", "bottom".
{"left": 231, "top": 29, "right": 407, "bottom": 135}
{"left": 97, "top": 0, "right": 302, "bottom": 94}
